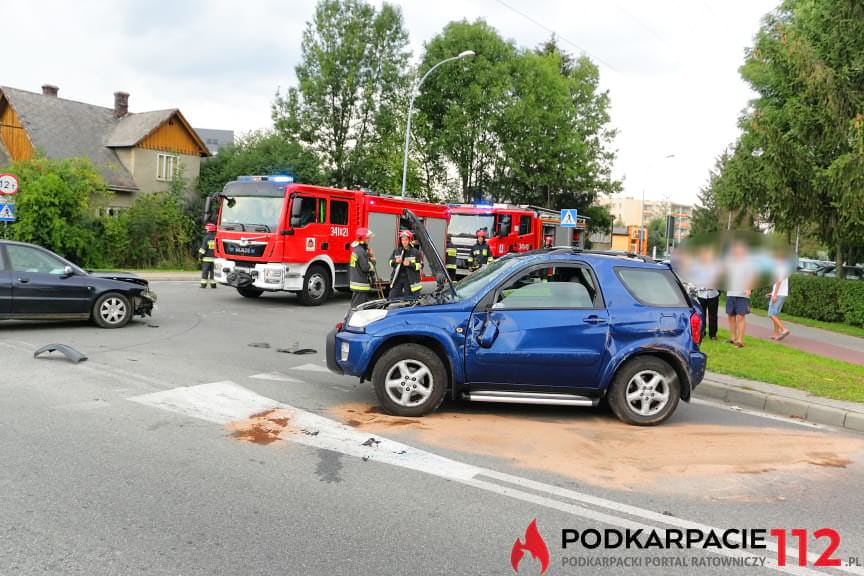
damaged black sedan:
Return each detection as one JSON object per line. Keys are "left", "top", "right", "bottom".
{"left": 0, "top": 240, "right": 156, "bottom": 328}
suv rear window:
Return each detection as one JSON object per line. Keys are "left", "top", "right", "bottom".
{"left": 616, "top": 267, "right": 687, "bottom": 307}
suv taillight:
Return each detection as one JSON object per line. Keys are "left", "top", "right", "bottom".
{"left": 690, "top": 311, "right": 702, "bottom": 345}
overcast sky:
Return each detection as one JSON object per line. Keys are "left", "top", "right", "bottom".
{"left": 3, "top": 0, "right": 778, "bottom": 206}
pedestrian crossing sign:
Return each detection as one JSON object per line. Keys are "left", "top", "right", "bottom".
{"left": 560, "top": 209, "right": 578, "bottom": 228}
{"left": 0, "top": 201, "right": 15, "bottom": 222}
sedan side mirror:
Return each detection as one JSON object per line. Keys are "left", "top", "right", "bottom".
{"left": 62, "top": 265, "right": 74, "bottom": 277}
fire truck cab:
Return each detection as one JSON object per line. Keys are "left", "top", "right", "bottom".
{"left": 210, "top": 176, "right": 449, "bottom": 305}
{"left": 447, "top": 203, "right": 587, "bottom": 275}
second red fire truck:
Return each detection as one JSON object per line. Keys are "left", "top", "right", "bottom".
{"left": 208, "top": 176, "right": 450, "bottom": 305}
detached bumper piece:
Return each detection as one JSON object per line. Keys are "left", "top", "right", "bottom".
{"left": 226, "top": 270, "right": 254, "bottom": 288}
{"left": 34, "top": 343, "right": 88, "bottom": 364}
{"left": 325, "top": 329, "right": 343, "bottom": 375}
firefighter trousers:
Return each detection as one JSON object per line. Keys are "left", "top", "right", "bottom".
{"left": 351, "top": 290, "right": 374, "bottom": 308}
{"left": 389, "top": 277, "right": 417, "bottom": 301}
{"left": 201, "top": 261, "right": 216, "bottom": 286}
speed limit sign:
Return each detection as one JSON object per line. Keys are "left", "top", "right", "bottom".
{"left": 0, "top": 173, "right": 19, "bottom": 195}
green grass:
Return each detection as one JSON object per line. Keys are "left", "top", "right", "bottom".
{"left": 718, "top": 295, "right": 864, "bottom": 340}
{"left": 702, "top": 329, "right": 864, "bottom": 403}
{"left": 89, "top": 267, "right": 198, "bottom": 273}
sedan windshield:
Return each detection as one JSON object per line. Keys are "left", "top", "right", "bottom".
{"left": 220, "top": 196, "right": 283, "bottom": 231}
{"left": 449, "top": 214, "right": 494, "bottom": 238}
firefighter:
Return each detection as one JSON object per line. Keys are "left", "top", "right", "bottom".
{"left": 198, "top": 223, "right": 218, "bottom": 289}
{"left": 389, "top": 230, "right": 422, "bottom": 300}
{"left": 445, "top": 234, "right": 458, "bottom": 280}
{"left": 467, "top": 229, "right": 494, "bottom": 272}
{"left": 543, "top": 235, "right": 554, "bottom": 249}
{"left": 349, "top": 228, "right": 376, "bottom": 307}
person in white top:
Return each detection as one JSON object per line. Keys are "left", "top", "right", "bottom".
{"left": 769, "top": 253, "right": 791, "bottom": 340}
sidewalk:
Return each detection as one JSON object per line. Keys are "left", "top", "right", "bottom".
{"left": 696, "top": 371, "right": 864, "bottom": 432}
{"left": 718, "top": 314, "right": 864, "bottom": 366}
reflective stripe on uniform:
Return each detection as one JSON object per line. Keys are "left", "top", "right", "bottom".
{"left": 350, "top": 281, "right": 371, "bottom": 291}
{"left": 410, "top": 282, "right": 423, "bottom": 292}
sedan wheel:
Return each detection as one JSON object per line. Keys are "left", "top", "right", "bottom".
{"left": 92, "top": 293, "right": 132, "bottom": 328}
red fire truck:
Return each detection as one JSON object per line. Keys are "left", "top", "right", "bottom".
{"left": 208, "top": 176, "right": 450, "bottom": 305}
{"left": 447, "top": 203, "right": 587, "bottom": 275}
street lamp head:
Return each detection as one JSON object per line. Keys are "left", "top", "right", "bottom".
{"left": 458, "top": 50, "right": 476, "bottom": 59}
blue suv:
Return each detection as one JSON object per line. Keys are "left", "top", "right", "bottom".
{"left": 326, "top": 211, "right": 706, "bottom": 426}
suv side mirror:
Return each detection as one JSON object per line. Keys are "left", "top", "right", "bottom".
{"left": 478, "top": 320, "right": 499, "bottom": 348}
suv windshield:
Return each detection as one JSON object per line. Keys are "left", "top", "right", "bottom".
{"left": 449, "top": 214, "right": 494, "bottom": 238}
{"left": 220, "top": 196, "right": 283, "bottom": 231}
{"left": 454, "top": 257, "right": 520, "bottom": 300}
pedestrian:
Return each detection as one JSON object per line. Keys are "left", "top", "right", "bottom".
{"left": 694, "top": 246, "right": 721, "bottom": 341}
{"left": 769, "top": 251, "right": 791, "bottom": 341}
{"left": 724, "top": 241, "right": 755, "bottom": 348}
{"left": 349, "top": 227, "right": 376, "bottom": 307}
{"left": 445, "top": 234, "right": 458, "bottom": 281}
{"left": 467, "top": 229, "right": 494, "bottom": 272}
{"left": 198, "top": 223, "right": 218, "bottom": 289}
{"left": 389, "top": 230, "right": 422, "bottom": 300}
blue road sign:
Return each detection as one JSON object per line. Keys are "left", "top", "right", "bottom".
{"left": 0, "top": 200, "right": 16, "bottom": 222}
{"left": 560, "top": 209, "right": 578, "bottom": 228}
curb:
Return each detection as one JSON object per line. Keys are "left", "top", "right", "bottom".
{"left": 694, "top": 372, "right": 864, "bottom": 432}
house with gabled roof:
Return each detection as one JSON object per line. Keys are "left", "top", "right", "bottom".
{"left": 0, "top": 84, "right": 209, "bottom": 210}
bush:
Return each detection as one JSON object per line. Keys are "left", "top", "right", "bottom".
{"left": 750, "top": 274, "right": 863, "bottom": 326}
{"left": 119, "top": 192, "right": 197, "bottom": 269}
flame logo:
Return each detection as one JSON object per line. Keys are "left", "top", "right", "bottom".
{"left": 511, "top": 519, "right": 550, "bottom": 574}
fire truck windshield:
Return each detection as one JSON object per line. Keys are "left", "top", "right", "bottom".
{"left": 449, "top": 214, "right": 494, "bottom": 238}
{"left": 220, "top": 196, "right": 283, "bottom": 232}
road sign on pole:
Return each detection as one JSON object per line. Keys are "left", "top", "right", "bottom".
{"left": 0, "top": 173, "right": 19, "bottom": 195}
{"left": 0, "top": 200, "right": 16, "bottom": 222}
{"left": 560, "top": 209, "right": 578, "bottom": 228}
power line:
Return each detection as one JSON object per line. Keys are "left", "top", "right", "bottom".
{"left": 492, "top": 0, "right": 622, "bottom": 74}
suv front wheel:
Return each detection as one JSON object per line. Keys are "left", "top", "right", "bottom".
{"left": 372, "top": 344, "right": 447, "bottom": 417}
{"left": 608, "top": 356, "right": 680, "bottom": 426}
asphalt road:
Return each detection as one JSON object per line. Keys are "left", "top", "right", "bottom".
{"left": 2, "top": 282, "right": 863, "bottom": 576}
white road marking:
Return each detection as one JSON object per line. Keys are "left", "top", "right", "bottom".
{"left": 127, "top": 381, "right": 862, "bottom": 576}
{"left": 249, "top": 372, "right": 302, "bottom": 383}
{"left": 289, "top": 363, "right": 330, "bottom": 373}
{"left": 691, "top": 398, "right": 826, "bottom": 430}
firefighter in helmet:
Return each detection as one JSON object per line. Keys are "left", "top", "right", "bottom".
{"left": 389, "top": 230, "right": 422, "bottom": 300}
{"left": 467, "top": 229, "right": 494, "bottom": 272}
{"left": 349, "top": 227, "right": 376, "bottom": 307}
{"left": 198, "top": 223, "right": 218, "bottom": 289}
{"left": 445, "top": 234, "right": 458, "bottom": 280}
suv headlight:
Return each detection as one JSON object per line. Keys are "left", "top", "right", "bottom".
{"left": 347, "top": 309, "right": 388, "bottom": 329}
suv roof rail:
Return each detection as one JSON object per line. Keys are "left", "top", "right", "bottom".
{"left": 544, "top": 247, "right": 656, "bottom": 263}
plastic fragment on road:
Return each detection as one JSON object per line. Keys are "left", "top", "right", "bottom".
{"left": 33, "top": 343, "right": 88, "bottom": 364}
{"left": 361, "top": 437, "right": 381, "bottom": 447}
{"left": 248, "top": 342, "right": 271, "bottom": 348}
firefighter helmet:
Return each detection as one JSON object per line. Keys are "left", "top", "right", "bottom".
{"left": 399, "top": 230, "right": 413, "bottom": 240}
{"left": 205, "top": 223, "right": 217, "bottom": 232}
{"left": 476, "top": 229, "right": 487, "bottom": 238}
{"left": 356, "top": 227, "right": 372, "bottom": 240}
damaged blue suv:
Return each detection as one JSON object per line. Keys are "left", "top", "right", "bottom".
{"left": 326, "top": 211, "right": 706, "bottom": 426}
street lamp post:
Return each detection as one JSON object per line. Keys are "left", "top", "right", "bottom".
{"left": 400, "top": 50, "right": 475, "bottom": 199}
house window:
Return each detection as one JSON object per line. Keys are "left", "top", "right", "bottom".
{"left": 156, "top": 153, "right": 179, "bottom": 181}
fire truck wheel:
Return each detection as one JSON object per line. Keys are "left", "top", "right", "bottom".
{"left": 236, "top": 286, "right": 263, "bottom": 298}
{"left": 298, "top": 264, "right": 330, "bottom": 306}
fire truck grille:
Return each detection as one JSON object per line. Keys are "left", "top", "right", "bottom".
{"left": 222, "top": 242, "right": 266, "bottom": 258}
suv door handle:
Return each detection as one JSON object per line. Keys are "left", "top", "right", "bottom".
{"left": 583, "top": 315, "right": 607, "bottom": 325}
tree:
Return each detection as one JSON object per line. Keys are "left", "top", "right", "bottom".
{"left": 3, "top": 157, "right": 109, "bottom": 265}
{"left": 647, "top": 217, "right": 668, "bottom": 256}
{"left": 724, "top": 0, "right": 864, "bottom": 276}
{"left": 413, "top": 20, "right": 516, "bottom": 202}
{"left": 198, "top": 130, "right": 322, "bottom": 199}
{"left": 690, "top": 151, "right": 730, "bottom": 238}
{"left": 272, "top": 0, "right": 411, "bottom": 190}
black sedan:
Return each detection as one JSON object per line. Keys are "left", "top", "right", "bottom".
{"left": 0, "top": 240, "right": 156, "bottom": 328}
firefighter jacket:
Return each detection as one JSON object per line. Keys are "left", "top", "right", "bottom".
{"left": 198, "top": 232, "right": 216, "bottom": 262}
{"left": 389, "top": 245, "right": 423, "bottom": 293}
{"left": 468, "top": 241, "right": 494, "bottom": 270}
{"left": 445, "top": 241, "right": 458, "bottom": 271}
{"left": 349, "top": 242, "right": 374, "bottom": 292}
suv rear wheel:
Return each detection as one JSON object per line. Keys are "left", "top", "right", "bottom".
{"left": 372, "top": 344, "right": 447, "bottom": 417}
{"left": 608, "top": 356, "right": 680, "bottom": 426}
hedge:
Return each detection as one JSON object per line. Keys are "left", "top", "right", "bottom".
{"left": 749, "top": 274, "right": 863, "bottom": 326}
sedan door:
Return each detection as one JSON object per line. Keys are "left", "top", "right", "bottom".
{"left": 7, "top": 244, "right": 92, "bottom": 317}
{"left": 0, "top": 246, "right": 11, "bottom": 315}
{"left": 464, "top": 263, "right": 609, "bottom": 389}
